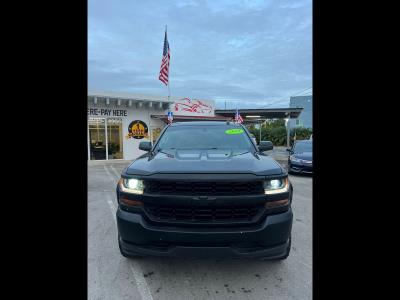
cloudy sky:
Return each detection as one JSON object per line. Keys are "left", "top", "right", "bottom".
{"left": 88, "top": 0, "right": 312, "bottom": 109}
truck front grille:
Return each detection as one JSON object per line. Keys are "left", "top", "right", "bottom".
{"left": 144, "top": 180, "right": 264, "bottom": 196}
{"left": 144, "top": 205, "right": 264, "bottom": 224}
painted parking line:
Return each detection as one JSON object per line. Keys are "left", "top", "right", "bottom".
{"left": 110, "top": 165, "right": 121, "bottom": 180}
{"left": 104, "top": 165, "right": 117, "bottom": 184}
{"left": 105, "top": 194, "right": 117, "bottom": 226}
{"left": 104, "top": 165, "right": 154, "bottom": 300}
{"left": 298, "top": 259, "right": 312, "bottom": 270}
{"left": 129, "top": 262, "right": 154, "bottom": 300}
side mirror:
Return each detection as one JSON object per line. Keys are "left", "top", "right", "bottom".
{"left": 286, "top": 148, "right": 291, "bottom": 151}
{"left": 139, "top": 141, "right": 152, "bottom": 152}
{"left": 258, "top": 141, "right": 273, "bottom": 152}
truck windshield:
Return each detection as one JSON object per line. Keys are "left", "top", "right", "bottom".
{"left": 155, "top": 125, "right": 254, "bottom": 151}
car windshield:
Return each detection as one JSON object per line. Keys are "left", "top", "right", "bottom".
{"left": 156, "top": 125, "right": 254, "bottom": 152}
{"left": 293, "top": 142, "right": 312, "bottom": 153}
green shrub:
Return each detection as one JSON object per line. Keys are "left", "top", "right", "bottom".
{"left": 290, "top": 127, "right": 312, "bottom": 144}
{"left": 248, "top": 124, "right": 312, "bottom": 146}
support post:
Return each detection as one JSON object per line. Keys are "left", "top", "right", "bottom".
{"left": 105, "top": 118, "right": 109, "bottom": 160}
{"left": 286, "top": 117, "right": 290, "bottom": 148}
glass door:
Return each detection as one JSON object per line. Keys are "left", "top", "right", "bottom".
{"left": 89, "top": 118, "right": 107, "bottom": 160}
{"left": 106, "top": 118, "right": 123, "bottom": 159}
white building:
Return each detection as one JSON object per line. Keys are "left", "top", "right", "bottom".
{"left": 87, "top": 91, "right": 221, "bottom": 161}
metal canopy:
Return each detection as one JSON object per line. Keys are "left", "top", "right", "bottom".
{"left": 215, "top": 108, "right": 303, "bottom": 148}
{"left": 215, "top": 108, "right": 303, "bottom": 120}
{"left": 151, "top": 108, "right": 303, "bottom": 124}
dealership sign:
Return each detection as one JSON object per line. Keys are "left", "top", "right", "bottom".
{"left": 173, "top": 98, "right": 214, "bottom": 117}
{"left": 88, "top": 108, "right": 127, "bottom": 117}
{"left": 126, "top": 120, "right": 148, "bottom": 139}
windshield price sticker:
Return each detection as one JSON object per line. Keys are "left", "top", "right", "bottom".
{"left": 225, "top": 129, "right": 244, "bottom": 135}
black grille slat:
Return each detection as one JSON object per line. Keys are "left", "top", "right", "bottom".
{"left": 144, "top": 205, "right": 263, "bottom": 224}
{"left": 144, "top": 181, "right": 264, "bottom": 196}
{"left": 142, "top": 180, "right": 265, "bottom": 224}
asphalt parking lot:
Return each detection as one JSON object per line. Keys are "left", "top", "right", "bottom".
{"left": 88, "top": 160, "right": 312, "bottom": 300}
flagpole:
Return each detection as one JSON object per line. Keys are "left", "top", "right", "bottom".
{"left": 165, "top": 25, "right": 171, "bottom": 103}
{"left": 235, "top": 107, "right": 238, "bottom": 124}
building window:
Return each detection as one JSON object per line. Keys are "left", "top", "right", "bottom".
{"left": 88, "top": 118, "right": 124, "bottom": 160}
{"left": 295, "top": 119, "right": 303, "bottom": 127}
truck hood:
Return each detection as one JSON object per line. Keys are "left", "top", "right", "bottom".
{"left": 125, "top": 149, "right": 283, "bottom": 176}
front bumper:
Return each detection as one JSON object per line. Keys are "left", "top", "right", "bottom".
{"left": 288, "top": 161, "right": 313, "bottom": 174}
{"left": 117, "top": 207, "right": 292, "bottom": 258}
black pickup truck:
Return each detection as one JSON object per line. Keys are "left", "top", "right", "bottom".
{"left": 116, "top": 121, "right": 293, "bottom": 260}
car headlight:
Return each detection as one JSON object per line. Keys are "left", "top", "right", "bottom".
{"left": 289, "top": 155, "right": 301, "bottom": 163}
{"left": 264, "top": 177, "right": 289, "bottom": 195}
{"left": 118, "top": 178, "right": 144, "bottom": 194}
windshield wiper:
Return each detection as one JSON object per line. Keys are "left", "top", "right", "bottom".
{"left": 154, "top": 148, "right": 176, "bottom": 157}
{"left": 231, "top": 150, "right": 250, "bottom": 157}
{"left": 156, "top": 148, "right": 174, "bottom": 152}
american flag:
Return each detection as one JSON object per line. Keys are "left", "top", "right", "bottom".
{"left": 159, "top": 29, "right": 170, "bottom": 85}
{"left": 235, "top": 108, "right": 244, "bottom": 124}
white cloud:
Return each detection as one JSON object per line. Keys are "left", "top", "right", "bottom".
{"left": 88, "top": 0, "right": 312, "bottom": 106}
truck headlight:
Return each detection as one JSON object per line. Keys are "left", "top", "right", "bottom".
{"left": 264, "top": 177, "right": 289, "bottom": 195}
{"left": 118, "top": 178, "right": 144, "bottom": 194}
